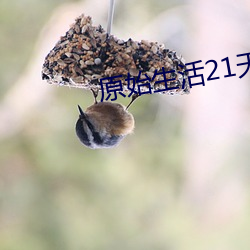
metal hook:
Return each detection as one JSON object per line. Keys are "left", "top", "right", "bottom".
{"left": 107, "top": 0, "right": 115, "bottom": 35}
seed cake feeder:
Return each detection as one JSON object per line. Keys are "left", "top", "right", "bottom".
{"left": 42, "top": 0, "right": 190, "bottom": 97}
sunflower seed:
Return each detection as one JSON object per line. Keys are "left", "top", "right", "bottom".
{"left": 82, "top": 43, "right": 90, "bottom": 50}
{"left": 85, "top": 60, "right": 94, "bottom": 65}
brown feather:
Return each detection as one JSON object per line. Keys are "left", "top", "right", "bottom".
{"left": 85, "top": 102, "right": 134, "bottom": 135}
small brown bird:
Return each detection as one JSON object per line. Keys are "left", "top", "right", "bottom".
{"left": 75, "top": 91, "right": 137, "bottom": 149}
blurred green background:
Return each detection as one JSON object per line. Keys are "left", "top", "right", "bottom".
{"left": 1, "top": 0, "right": 250, "bottom": 249}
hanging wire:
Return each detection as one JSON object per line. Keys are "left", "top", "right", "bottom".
{"left": 107, "top": 0, "right": 115, "bottom": 34}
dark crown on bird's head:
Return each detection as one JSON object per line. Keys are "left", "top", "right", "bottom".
{"left": 75, "top": 105, "right": 124, "bottom": 149}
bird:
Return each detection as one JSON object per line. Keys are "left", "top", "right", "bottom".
{"left": 75, "top": 90, "right": 138, "bottom": 149}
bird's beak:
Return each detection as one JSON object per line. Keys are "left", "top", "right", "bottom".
{"left": 77, "top": 105, "right": 86, "bottom": 119}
